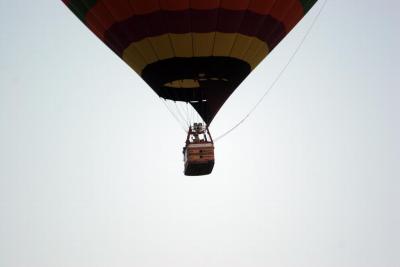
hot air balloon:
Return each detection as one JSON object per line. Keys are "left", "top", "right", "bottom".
{"left": 62, "top": 0, "right": 318, "bottom": 176}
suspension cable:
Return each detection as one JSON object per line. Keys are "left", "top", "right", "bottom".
{"left": 214, "top": 0, "right": 328, "bottom": 142}
{"left": 160, "top": 98, "right": 188, "bottom": 133}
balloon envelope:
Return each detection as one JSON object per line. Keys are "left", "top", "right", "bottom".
{"left": 63, "top": 0, "right": 318, "bottom": 124}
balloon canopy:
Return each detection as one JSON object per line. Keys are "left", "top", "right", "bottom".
{"left": 63, "top": 0, "right": 318, "bottom": 124}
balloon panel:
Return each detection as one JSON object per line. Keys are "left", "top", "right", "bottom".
{"left": 63, "top": 0, "right": 318, "bottom": 124}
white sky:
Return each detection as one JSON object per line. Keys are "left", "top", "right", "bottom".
{"left": 1, "top": 1, "right": 399, "bottom": 267}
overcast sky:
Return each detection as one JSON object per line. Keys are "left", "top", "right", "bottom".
{"left": 1, "top": 1, "right": 399, "bottom": 267}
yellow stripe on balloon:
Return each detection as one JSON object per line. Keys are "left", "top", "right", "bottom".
{"left": 122, "top": 33, "right": 270, "bottom": 74}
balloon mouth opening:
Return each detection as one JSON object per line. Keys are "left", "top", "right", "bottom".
{"left": 163, "top": 77, "right": 230, "bottom": 89}
{"left": 164, "top": 79, "right": 200, "bottom": 88}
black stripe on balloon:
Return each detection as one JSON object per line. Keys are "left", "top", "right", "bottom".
{"left": 104, "top": 9, "right": 286, "bottom": 56}
{"left": 141, "top": 57, "right": 251, "bottom": 124}
{"left": 300, "top": 0, "right": 319, "bottom": 12}
{"left": 67, "top": 0, "right": 97, "bottom": 21}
